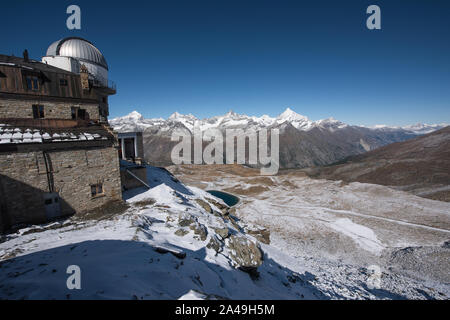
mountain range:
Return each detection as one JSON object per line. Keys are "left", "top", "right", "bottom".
{"left": 110, "top": 108, "right": 448, "bottom": 168}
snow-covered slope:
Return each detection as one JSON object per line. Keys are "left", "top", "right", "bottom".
{"left": 0, "top": 166, "right": 324, "bottom": 299}
{"left": 1, "top": 165, "right": 447, "bottom": 299}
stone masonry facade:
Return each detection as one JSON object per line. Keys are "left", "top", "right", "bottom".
{"left": 0, "top": 98, "right": 100, "bottom": 121}
{"left": 0, "top": 145, "right": 122, "bottom": 228}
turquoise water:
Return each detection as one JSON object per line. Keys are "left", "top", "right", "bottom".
{"left": 206, "top": 190, "right": 239, "bottom": 207}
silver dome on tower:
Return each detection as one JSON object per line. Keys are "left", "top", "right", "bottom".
{"left": 45, "top": 37, "right": 108, "bottom": 70}
{"left": 42, "top": 37, "right": 110, "bottom": 87}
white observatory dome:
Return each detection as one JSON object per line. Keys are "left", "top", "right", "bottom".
{"left": 46, "top": 37, "right": 108, "bottom": 70}
{"left": 42, "top": 37, "right": 109, "bottom": 86}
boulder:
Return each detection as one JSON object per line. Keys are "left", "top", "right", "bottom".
{"left": 214, "top": 227, "right": 230, "bottom": 240}
{"left": 225, "top": 235, "right": 263, "bottom": 271}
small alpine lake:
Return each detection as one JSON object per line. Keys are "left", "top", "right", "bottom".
{"left": 206, "top": 190, "right": 239, "bottom": 207}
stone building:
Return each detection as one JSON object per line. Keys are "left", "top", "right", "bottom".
{"left": 0, "top": 38, "right": 123, "bottom": 232}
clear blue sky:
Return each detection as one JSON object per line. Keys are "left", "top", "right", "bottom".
{"left": 1, "top": 0, "right": 449, "bottom": 126}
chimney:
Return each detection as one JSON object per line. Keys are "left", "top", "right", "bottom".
{"left": 80, "top": 64, "right": 89, "bottom": 90}
{"left": 23, "top": 49, "right": 29, "bottom": 62}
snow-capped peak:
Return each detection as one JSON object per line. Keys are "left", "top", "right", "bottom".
{"left": 224, "top": 110, "right": 238, "bottom": 117}
{"left": 169, "top": 111, "right": 197, "bottom": 120}
{"left": 315, "top": 117, "right": 348, "bottom": 130}
{"left": 119, "top": 111, "right": 144, "bottom": 121}
{"left": 276, "top": 107, "right": 313, "bottom": 129}
{"left": 368, "top": 123, "right": 449, "bottom": 134}
{"left": 277, "top": 107, "right": 309, "bottom": 122}
{"left": 109, "top": 108, "right": 447, "bottom": 136}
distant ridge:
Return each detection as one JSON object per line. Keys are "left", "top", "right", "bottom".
{"left": 307, "top": 126, "right": 450, "bottom": 201}
{"left": 110, "top": 109, "right": 448, "bottom": 169}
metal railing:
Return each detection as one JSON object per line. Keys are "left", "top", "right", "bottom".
{"left": 90, "top": 77, "right": 116, "bottom": 91}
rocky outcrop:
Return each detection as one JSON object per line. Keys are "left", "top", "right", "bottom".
{"left": 225, "top": 235, "right": 263, "bottom": 278}
{"left": 195, "top": 199, "right": 213, "bottom": 214}
{"left": 206, "top": 235, "right": 223, "bottom": 253}
{"left": 246, "top": 227, "right": 270, "bottom": 244}
{"left": 214, "top": 227, "right": 230, "bottom": 240}
{"left": 175, "top": 229, "right": 189, "bottom": 237}
{"left": 178, "top": 212, "right": 196, "bottom": 227}
{"left": 190, "top": 222, "right": 207, "bottom": 241}
{"left": 205, "top": 197, "right": 229, "bottom": 215}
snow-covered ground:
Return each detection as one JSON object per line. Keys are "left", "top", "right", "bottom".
{"left": 169, "top": 164, "right": 450, "bottom": 298}
{"left": 0, "top": 165, "right": 448, "bottom": 299}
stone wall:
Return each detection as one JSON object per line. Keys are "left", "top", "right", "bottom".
{"left": 0, "top": 145, "right": 122, "bottom": 230}
{"left": 120, "top": 166, "right": 148, "bottom": 190}
{"left": 0, "top": 98, "right": 100, "bottom": 121}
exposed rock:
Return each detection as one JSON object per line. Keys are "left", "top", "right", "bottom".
{"left": 195, "top": 199, "right": 213, "bottom": 214}
{"left": 206, "top": 197, "right": 229, "bottom": 214}
{"left": 214, "top": 227, "right": 230, "bottom": 240}
{"left": 224, "top": 215, "right": 241, "bottom": 231}
{"left": 225, "top": 235, "right": 263, "bottom": 271}
{"left": 174, "top": 229, "right": 189, "bottom": 237}
{"left": 212, "top": 210, "right": 222, "bottom": 217}
{"left": 246, "top": 227, "right": 270, "bottom": 244}
{"left": 206, "top": 236, "right": 223, "bottom": 253}
{"left": 178, "top": 213, "right": 196, "bottom": 227}
{"left": 190, "top": 222, "right": 207, "bottom": 241}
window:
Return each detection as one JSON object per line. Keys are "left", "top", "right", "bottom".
{"left": 78, "top": 109, "right": 86, "bottom": 120}
{"left": 102, "top": 97, "right": 107, "bottom": 103}
{"left": 26, "top": 76, "right": 39, "bottom": 91}
{"left": 71, "top": 107, "right": 86, "bottom": 120}
{"left": 59, "top": 78, "right": 68, "bottom": 86}
{"left": 71, "top": 107, "right": 78, "bottom": 120}
{"left": 32, "top": 105, "right": 44, "bottom": 119}
{"left": 90, "top": 183, "right": 104, "bottom": 197}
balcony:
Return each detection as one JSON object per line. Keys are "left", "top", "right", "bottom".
{"left": 90, "top": 77, "right": 116, "bottom": 94}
